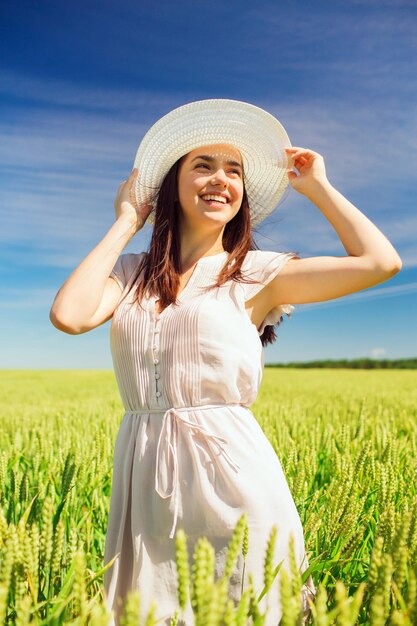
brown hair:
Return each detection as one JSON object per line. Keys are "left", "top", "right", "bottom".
{"left": 124, "top": 156, "right": 295, "bottom": 347}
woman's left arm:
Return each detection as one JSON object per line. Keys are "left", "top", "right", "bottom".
{"left": 266, "top": 147, "right": 402, "bottom": 306}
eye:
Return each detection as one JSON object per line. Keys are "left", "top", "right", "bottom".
{"left": 195, "top": 163, "right": 241, "bottom": 176}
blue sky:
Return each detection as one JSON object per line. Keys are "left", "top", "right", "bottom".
{"left": 1, "top": 0, "right": 416, "bottom": 368}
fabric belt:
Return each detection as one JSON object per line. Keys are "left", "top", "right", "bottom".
{"left": 124, "top": 403, "right": 243, "bottom": 539}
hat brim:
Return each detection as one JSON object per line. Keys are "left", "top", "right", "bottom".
{"left": 133, "top": 98, "right": 292, "bottom": 227}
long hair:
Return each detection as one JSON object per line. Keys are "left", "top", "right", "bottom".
{"left": 123, "top": 156, "right": 293, "bottom": 347}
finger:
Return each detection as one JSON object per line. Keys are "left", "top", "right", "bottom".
{"left": 128, "top": 177, "right": 138, "bottom": 207}
{"left": 285, "top": 147, "right": 305, "bottom": 154}
{"left": 128, "top": 176, "right": 136, "bottom": 194}
{"left": 294, "top": 154, "right": 312, "bottom": 164}
{"left": 287, "top": 153, "right": 303, "bottom": 162}
{"left": 285, "top": 147, "right": 313, "bottom": 158}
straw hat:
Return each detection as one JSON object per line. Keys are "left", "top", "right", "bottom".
{"left": 132, "top": 98, "right": 292, "bottom": 227}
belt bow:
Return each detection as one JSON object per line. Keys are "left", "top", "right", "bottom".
{"left": 142, "top": 403, "right": 242, "bottom": 539}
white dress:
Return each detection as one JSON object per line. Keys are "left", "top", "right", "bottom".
{"left": 103, "top": 249, "right": 316, "bottom": 626}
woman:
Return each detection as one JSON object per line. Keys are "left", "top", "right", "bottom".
{"left": 50, "top": 99, "right": 402, "bottom": 625}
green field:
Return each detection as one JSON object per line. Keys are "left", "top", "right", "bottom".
{"left": 1, "top": 369, "right": 416, "bottom": 625}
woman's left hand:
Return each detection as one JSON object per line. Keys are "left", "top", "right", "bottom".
{"left": 284, "top": 147, "right": 329, "bottom": 195}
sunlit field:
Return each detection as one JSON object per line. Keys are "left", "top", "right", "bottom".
{"left": 1, "top": 369, "right": 416, "bottom": 625}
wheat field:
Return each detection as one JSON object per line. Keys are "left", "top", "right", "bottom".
{"left": 0, "top": 368, "right": 416, "bottom": 625}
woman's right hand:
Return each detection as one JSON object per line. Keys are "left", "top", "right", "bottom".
{"left": 114, "top": 168, "right": 153, "bottom": 233}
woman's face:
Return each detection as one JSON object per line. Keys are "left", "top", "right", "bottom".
{"left": 176, "top": 143, "right": 244, "bottom": 229}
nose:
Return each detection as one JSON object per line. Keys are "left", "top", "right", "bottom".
{"left": 210, "top": 168, "right": 228, "bottom": 186}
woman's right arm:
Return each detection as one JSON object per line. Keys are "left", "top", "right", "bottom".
{"left": 49, "top": 168, "right": 148, "bottom": 335}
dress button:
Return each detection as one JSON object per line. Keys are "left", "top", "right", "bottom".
{"left": 153, "top": 344, "right": 158, "bottom": 350}
{"left": 153, "top": 358, "right": 159, "bottom": 365}
{"left": 155, "top": 373, "right": 160, "bottom": 379}
{"left": 156, "top": 391, "right": 161, "bottom": 397}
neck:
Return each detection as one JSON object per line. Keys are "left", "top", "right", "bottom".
{"left": 179, "top": 234, "right": 226, "bottom": 266}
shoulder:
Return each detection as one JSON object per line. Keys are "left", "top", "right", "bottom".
{"left": 239, "top": 249, "right": 299, "bottom": 301}
{"left": 120, "top": 251, "right": 147, "bottom": 270}
{"left": 243, "top": 249, "right": 298, "bottom": 271}
{"left": 111, "top": 252, "right": 147, "bottom": 291}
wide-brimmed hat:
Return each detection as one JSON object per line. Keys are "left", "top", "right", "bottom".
{"left": 132, "top": 98, "right": 292, "bottom": 227}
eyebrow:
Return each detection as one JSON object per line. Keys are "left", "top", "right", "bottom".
{"left": 190, "top": 155, "right": 243, "bottom": 169}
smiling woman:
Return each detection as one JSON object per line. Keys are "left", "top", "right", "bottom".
{"left": 49, "top": 98, "right": 401, "bottom": 626}
{"left": 175, "top": 144, "right": 245, "bottom": 232}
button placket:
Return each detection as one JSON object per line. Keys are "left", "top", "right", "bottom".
{"left": 153, "top": 314, "right": 162, "bottom": 401}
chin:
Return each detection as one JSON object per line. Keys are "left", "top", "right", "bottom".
{"left": 201, "top": 211, "right": 231, "bottom": 223}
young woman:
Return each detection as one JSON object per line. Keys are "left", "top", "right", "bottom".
{"left": 50, "top": 99, "right": 402, "bottom": 626}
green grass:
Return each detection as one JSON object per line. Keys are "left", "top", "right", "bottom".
{"left": 0, "top": 369, "right": 416, "bottom": 625}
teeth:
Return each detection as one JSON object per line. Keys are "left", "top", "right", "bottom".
{"left": 201, "top": 195, "right": 227, "bottom": 203}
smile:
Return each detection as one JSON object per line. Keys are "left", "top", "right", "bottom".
{"left": 200, "top": 196, "right": 229, "bottom": 207}
{"left": 201, "top": 199, "right": 228, "bottom": 207}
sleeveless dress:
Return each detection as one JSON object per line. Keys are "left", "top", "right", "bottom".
{"left": 103, "top": 249, "right": 316, "bottom": 626}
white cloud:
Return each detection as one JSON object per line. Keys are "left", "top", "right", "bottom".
{"left": 298, "top": 280, "right": 417, "bottom": 311}
{"left": 0, "top": 68, "right": 415, "bottom": 271}
{"left": 2, "top": 280, "right": 416, "bottom": 312}
{"left": 370, "top": 347, "right": 387, "bottom": 359}
{"left": 0, "top": 68, "right": 176, "bottom": 114}
{"left": 0, "top": 287, "right": 57, "bottom": 309}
